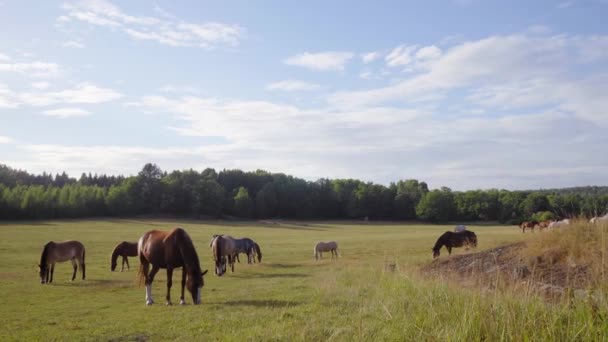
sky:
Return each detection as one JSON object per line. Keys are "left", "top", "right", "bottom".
{"left": 1, "top": 0, "right": 608, "bottom": 191}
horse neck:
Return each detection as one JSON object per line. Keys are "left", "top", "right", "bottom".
{"left": 432, "top": 236, "right": 445, "bottom": 252}
{"left": 178, "top": 235, "right": 202, "bottom": 276}
{"left": 40, "top": 242, "right": 53, "bottom": 266}
{"left": 111, "top": 244, "right": 121, "bottom": 263}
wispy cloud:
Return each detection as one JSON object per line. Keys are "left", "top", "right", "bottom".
{"left": 1, "top": 82, "right": 122, "bottom": 108}
{"left": 284, "top": 51, "right": 354, "bottom": 71}
{"left": 385, "top": 44, "right": 418, "bottom": 67}
{"left": 0, "top": 61, "right": 60, "bottom": 77}
{"left": 60, "top": 0, "right": 244, "bottom": 48}
{"left": 0, "top": 135, "right": 13, "bottom": 144}
{"left": 266, "top": 80, "right": 320, "bottom": 91}
{"left": 42, "top": 107, "right": 91, "bottom": 118}
{"left": 361, "top": 51, "right": 381, "bottom": 64}
{"left": 31, "top": 82, "right": 50, "bottom": 90}
{"left": 0, "top": 53, "right": 10, "bottom": 61}
{"left": 62, "top": 40, "right": 85, "bottom": 48}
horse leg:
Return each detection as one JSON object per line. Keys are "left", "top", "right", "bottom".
{"left": 50, "top": 263, "right": 55, "bottom": 283}
{"left": 180, "top": 268, "right": 186, "bottom": 305}
{"left": 447, "top": 247, "right": 452, "bottom": 255}
{"left": 121, "top": 256, "right": 126, "bottom": 272}
{"left": 45, "top": 265, "right": 50, "bottom": 283}
{"left": 229, "top": 255, "right": 235, "bottom": 272}
{"left": 71, "top": 259, "right": 77, "bottom": 281}
{"left": 145, "top": 265, "right": 160, "bottom": 305}
{"left": 165, "top": 268, "right": 173, "bottom": 306}
{"left": 125, "top": 256, "right": 130, "bottom": 271}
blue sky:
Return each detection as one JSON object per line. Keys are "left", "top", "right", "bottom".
{"left": 1, "top": 0, "right": 607, "bottom": 190}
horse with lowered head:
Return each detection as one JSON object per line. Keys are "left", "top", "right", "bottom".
{"left": 137, "top": 228, "right": 208, "bottom": 305}
{"left": 314, "top": 241, "right": 340, "bottom": 260}
{"left": 111, "top": 241, "right": 138, "bottom": 272}
{"left": 432, "top": 231, "right": 477, "bottom": 258}
{"left": 38, "top": 240, "right": 86, "bottom": 284}
{"left": 233, "top": 237, "right": 263, "bottom": 264}
{"left": 211, "top": 235, "right": 237, "bottom": 276}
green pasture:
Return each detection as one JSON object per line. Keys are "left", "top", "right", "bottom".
{"left": 0, "top": 219, "right": 605, "bottom": 341}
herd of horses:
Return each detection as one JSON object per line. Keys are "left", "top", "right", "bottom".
{"left": 38, "top": 215, "right": 607, "bottom": 304}
{"left": 38, "top": 227, "right": 341, "bottom": 305}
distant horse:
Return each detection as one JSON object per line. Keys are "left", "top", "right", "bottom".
{"left": 537, "top": 220, "right": 552, "bottom": 230}
{"left": 432, "top": 231, "right": 477, "bottom": 258}
{"left": 233, "top": 237, "right": 256, "bottom": 264}
{"left": 38, "top": 240, "right": 86, "bottom": 284}
{"left": 519, "top": 221, "right": 539, "bottom": 233}
{"left": 111, "top": 241, "right": 138, "bottom": 272}
{"left": 548, "top": 219, "right": 570, "bottom": 229}
{"left": 590, "top": 214, "right": 608, "bottom": 224}
{"left": 211, "top": 235, "right": 237, "bottom": 276}
{"left": 314, "top": 241, "right": 340, "bottom": 261}
{"left": 251, "top": 242, "right": 263, "bottom": 263}
{"left": 137, "top": 228, "right": 208, "bottom": 305}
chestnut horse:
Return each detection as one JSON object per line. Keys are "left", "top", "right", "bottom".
{"left": 38, "top": 240, "right": 85, "bottom": 284}
{"left": 137, "top": 228, "right": 208, "bottom": 305}
{"left": 432, "top": 231, "right": 477, "bottom": 258}
{"left": 519, "top": 221, "right": 539, "bottom": 233}
{"left": 111, "top": 241, "right": 138, "bottom": 272}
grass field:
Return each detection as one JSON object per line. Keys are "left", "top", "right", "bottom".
{"left": 0, "top": 219, "right": 605, "bottom": 341}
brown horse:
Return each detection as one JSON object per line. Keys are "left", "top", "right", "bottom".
{"left": 314, "top": 241, "right": 340, "bottom": 260}
{"left": 519, "top": 221, "right": 539, "bottom": 233}
{"left": 211, "top": 235, "right": 237, "bottom": 276}
{"left": 38, "top": 240, "right": 86, "bottom": 284}
{"left": 432, "top": 231, "right": 477, "bottom": 258}
{"left": 252, "top": 242, "right": 262, "bottom": 263}
{"left": 111, "top": 241, "right": 138, "bottom": 272}
{"left": 137, "top": 228, "right": 208, "bottom": 305}
{"left": 537, "top": 220, "right": 552, "bottom": 231}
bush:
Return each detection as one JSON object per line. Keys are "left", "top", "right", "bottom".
{"left": 531, "top": 211, "right": 555, "bottom": 222}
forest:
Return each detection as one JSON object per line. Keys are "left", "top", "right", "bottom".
{"left": 1, "top": 163, "right": 607, "bottom": 222}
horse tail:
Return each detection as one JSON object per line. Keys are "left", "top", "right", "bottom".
{"left": 81, "top": 246, "right": 86, "bottom": 280}
{"left": 137, "top": 236, "right": 146, "bottom": 287}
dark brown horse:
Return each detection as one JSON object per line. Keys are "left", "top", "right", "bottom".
{"left": 137, "top": 228, "right": 208, "bottom": 305}
{"left": 432, "top": 231, "right": 477, "bottom": 258}
{"left": 38, "top": 240, "right": 86, "bottom": 284}
{"left": 252, "top": 242, "right": 262, "bottom": 263}
{"left": 111, "top": 241, "right": 138, "bottom": 272}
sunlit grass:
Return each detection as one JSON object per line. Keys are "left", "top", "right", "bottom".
{"left": 0, "top": 219, "right": 605, "bottom": 341}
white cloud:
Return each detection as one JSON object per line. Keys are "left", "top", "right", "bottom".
{"left": 415, "top": 45, "right": 442, "bottom": 60}
{"left": 31, "top": 82, "right": 50, "bottom": 90}
{"left": 284, "top": 51, "right": 354, "bottom": 71}
{"left": 361, "top": 51, "right": 381, "bottom": 64}
{"left": 62, "top": 40, "right": 85, "bottom": 48}
{"left": 42, "top": 107, "right": 91, "bottom": 118}
{"left": 385, "top": 44, "right": 417, "bottom": 67}
{"left": 0, "top": 53, "right": 10, "bottom": 61}
{"left": 0, "top": 61, "right": 60, "bottom": 76}
{"left": 1, "top": 82, "right": 122, "bottom": 108}
{"left": 359, "top": 71, "right": 374, "bottom": 80}
{"left": 266, "top": 80, "right": 320, "bottom": 91}
{"left": 0, "top": 135, "right": 13, "bottom": 144}
{"left": 61, "top": 0, "right": 244, "bottom": 48}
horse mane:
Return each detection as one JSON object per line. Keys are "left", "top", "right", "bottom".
{"left": 213, "top": 236, "right": 223, "bottom": 262}
{"left": 40, "top": 241, "right": 53, "bottom": 267}
{"left": 254, "top": 242, "right": 262, "bottom": 261}
{"left": 111, "top": 241, "right": 124, "bottom": 266}
{"left": 432, "top": 232, "right": 449, "bottom": 252}
{"left": 171, "top": 228, "right": 202, "bottom": 276}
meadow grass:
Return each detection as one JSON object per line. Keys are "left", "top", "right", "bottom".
{"left": 0, "top": 219, "right": 605, "bottom": 341}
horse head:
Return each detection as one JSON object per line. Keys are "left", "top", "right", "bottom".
{"left": 432, "top": 248, "right": 440, "bottom": 258}
{"left": 186, "top": 269, "right": 208, "bottom": 305}
{"left": 38, "top": 264, "right": 47, "bottom": 284}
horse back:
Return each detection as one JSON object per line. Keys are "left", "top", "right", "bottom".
{"left": 45, "top": 240, "right": 85, "bottom": 263}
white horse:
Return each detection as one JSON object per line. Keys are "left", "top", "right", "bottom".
{"left": 314, "top": 241, "right": 340, "bottom": 261}
{"left": 590, "top": 214, "right": 608, "bottom": 224}
{"left": 548, "top": 219, "right": 570, "bottom": 229}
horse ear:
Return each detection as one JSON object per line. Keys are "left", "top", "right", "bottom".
{"left": 202, "top": 269, "right": 208, "bottom": 276}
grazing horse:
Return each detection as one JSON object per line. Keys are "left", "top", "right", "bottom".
{"left": 432, "top": 231, "right": 477, "bottom": 258}
{"left": 548, "top": 219, "right": 570, "bottom": 229}
{"left": 38, "top": 240, "right": 86, "bottom": 284}
{"left": 590, "top": 214, "right": 608, "bottom": 224}
{"left": 251, "top": 242, "right": 263, "bottom": 263}
{"left": 137, "top": 228, "right": 208, "bottom": 305}
{"left": 314, "top": 241, "right": 340, "bottom": 260}
{"left": 537, "top": 220, "right": 552, "bottom": 230}
{"left": 519, "top": 221, "right": 539, "bottom": 233}
{"left": 111, "top": 241, "right": 138, "bottom": 272}
{"left": 211, "top": 235, "right": 237, "bottom": 276}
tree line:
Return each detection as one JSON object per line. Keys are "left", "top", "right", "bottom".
{"left": 1, "top": 163, "right": 607, "bottom": 222}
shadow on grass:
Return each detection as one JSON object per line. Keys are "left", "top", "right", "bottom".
{"left": 230, "top": 272, "right": 310, "bottom": 279}
{"left": 108, "top": 333, "right": 149, "bottom": 342}
{"left": 209, "top": 299, "right": 301, "bottom": 307}
{"left": 265, "top": 263, "right": 304, "bottom": 269}
{"left": 0, "top": 221, "right": 56, "bottom": 226}
{"left": 48, "top": 278, "right": 129, "bottom": 287}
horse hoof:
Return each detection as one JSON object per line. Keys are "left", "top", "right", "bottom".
{"left": 146, "top": 300, "right": 154, "bottom": 305}
{"left": 179, "top": 300, "right": 186, "bottom": 305}
{"left": 166, "top": 301, "right": 172, "bottom": 306}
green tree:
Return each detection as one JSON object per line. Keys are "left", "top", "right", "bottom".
{"left": 233, "top": 186, "right": 253, "bottom": 218}
{"left": 416, "top": 188, "right": 456, "bottom": 222}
